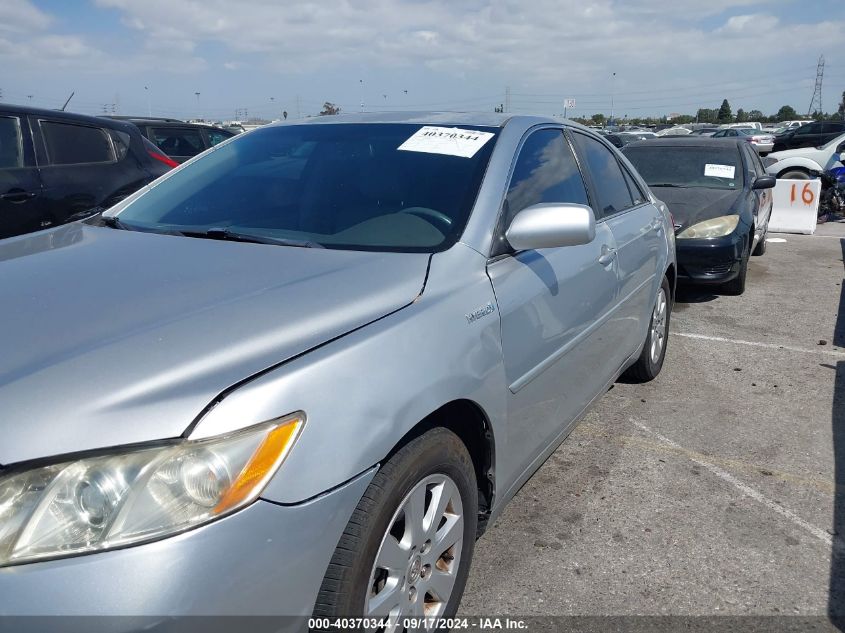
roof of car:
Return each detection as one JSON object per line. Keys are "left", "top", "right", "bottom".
{"left": 0, "top": 102, "right": 138, "bottom": 132}
{"left": 623, "top": 137, "right": 744, "bottom": 149}
{"left": 288, "top": 111, "right": 559, "bottom": 129}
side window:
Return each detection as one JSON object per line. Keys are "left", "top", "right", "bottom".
{"left": 108, "top": 129, "right": 131, "bottom": 161}
{"left": 0, "top": 116, "right": 23, "bottom": 168}
{"left": 621, "top": 167, "right": 646, "bottom": 205}
{"left": 796, "top": 123, "right": 821, "bottom": 135}
{"left": 746, "top": 145, "right": 765, "bottom": 177}
{"left": 504, "top": 128, "right": 589, "bottom": 226}
{"left": 571, "top": 132, "right": 634, "bottom": 216}
{"left": 151, "top": 128, "right": 205, "bottom": 157}
{"left": 40, "top": 121, "right": 115, "bottom": 165}
{"left": 208, "top": 129, "right": 232, "bottom": 147}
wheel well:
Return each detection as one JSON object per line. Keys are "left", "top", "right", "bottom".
{"left": 383, "top": 400, "right": 495, "bottom": 537}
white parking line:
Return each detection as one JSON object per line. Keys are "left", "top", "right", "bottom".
{"left": 673, "top": 332, "right": 845, "bottom": 358}
{"left": 631, "top": 419, "right": 834, "bottom": 549}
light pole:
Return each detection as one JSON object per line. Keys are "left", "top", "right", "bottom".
{"left": 360, "top": 79, "right": 364, "bottom": 112}
{"left": 145, "top": 86, "right": 151, "bottom": 117}
{"left": 194, "top": 91, "right": 201, "bottom": 120}
{"left": 609, "top": 72, "right": 616, "bottom": 126}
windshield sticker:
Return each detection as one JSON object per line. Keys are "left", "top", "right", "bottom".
{"left": 704, "top": 164, "right": 736, "bottom": 179}
{"left": 398, "top": 126, "right": 495, "bottom": 158}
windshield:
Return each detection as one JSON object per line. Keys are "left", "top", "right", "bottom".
{"left": 624, "top": 145, "right": 744, "bottom": 190}
{"left": 114, "top": 122, "right": 499, "bottom": 252}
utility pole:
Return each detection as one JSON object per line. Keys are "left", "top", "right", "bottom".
{"left": 807, "top": 55, "right": 825, "bottom": 117}
{"left": 610, "top": 72, "right": 616, "bottom": 125}
{"left": 296, "top": 95, "right": 301, "bottom": 120}
{"left": 194, "top": 91, "right": 201, "bottom": 120}
{"left": 145, "top": 86, "right": 151, "bottom": 117}
{"left": 505, "top": 86, "right": 510, "bottom": 113}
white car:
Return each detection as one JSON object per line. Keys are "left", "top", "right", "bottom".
{"left": 765, "top": 133, "right": 845, "bottom": 179}
{"left": 711, "top": 128, "right": 774, "bottom": 154}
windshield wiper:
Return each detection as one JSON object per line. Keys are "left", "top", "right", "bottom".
{"left": 184, "top": 227, "right": 323, "bottom": 248}
{"left": 101, "top": 214, "right": 133, "bottom": 230}
{"left": 648, "top": 183, "right": 689, "bottom": 188}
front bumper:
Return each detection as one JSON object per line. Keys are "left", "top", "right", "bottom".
{"left": 0, "top": 467, "right": 375, "bottom": 626}
{"left": 676, "top": 230, "right": 746, "bottom": 284}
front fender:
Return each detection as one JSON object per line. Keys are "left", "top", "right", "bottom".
{"left": 189, "top": 243, "right": 509, "bottom": 504}
{"left": 766, "top": 156, "right": 824, "bottom": 176}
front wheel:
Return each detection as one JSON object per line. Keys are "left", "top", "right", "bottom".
{"left": 624, "top": 276, "right": 671, "bottom": 382}
{"left": 312, "top": 427, "right": 478, "bottom": 631}
{"left": 722, "top": 249, "right": 749, "bottom": 295}
{"left": 778, "top": 168, "right": 810, "bottom": 180}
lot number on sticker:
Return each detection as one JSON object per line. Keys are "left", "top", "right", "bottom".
{"left": 398, "top": 126, "right": 495, "bottom": 158}
{"left": 704, "top": 164, "right": 735, "bottom": 179}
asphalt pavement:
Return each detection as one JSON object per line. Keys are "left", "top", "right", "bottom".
{"left": 461, "top": 223, "right": 845, "bottom": 629}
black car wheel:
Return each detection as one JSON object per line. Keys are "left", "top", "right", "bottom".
{"left": 752, "top": 225, "right": 767, "bottom": 256}
{"left": 312, "top": 427, "right": 478, "bottom": 630}
{"left": 722, "top": 247, "right": 749, "bottom": 295}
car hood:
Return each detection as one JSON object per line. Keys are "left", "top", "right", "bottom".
{"left": 767, "top": 146, "right": 825, "bottom": 161}
{"left": 650, "top": 187, "right": 743, "bottom": 231}
{"left": 0, "top": 223, "right": 430, "bottom": 465}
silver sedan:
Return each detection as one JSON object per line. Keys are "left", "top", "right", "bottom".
{"left": 0, "top": 112, "right": 675, "bottom": 627}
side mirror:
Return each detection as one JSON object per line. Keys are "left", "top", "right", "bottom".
{"left": 839, "top": 151, "right": 845, "bottom": 163}
{"left": 505, "top": 203, "right": 596, "bottom": 251}
{"left": 753, "top": 175, "right": 777, "bottom": 190}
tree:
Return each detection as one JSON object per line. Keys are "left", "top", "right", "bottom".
{"left": 319, "top": 102, "right": 341, "bottom": 116}
{"left": 735, "top": 108, "right": 748, "bottom": 123}
{"left": 748, "top": 109, "right": 765, "bottom": 121}
{"left": 696, "top": 108, "right": 717, "bottom": 123}
{"left": 717, "top": 99, "right": 733, "bottom": 123}
{"left": 775, "top": 105, "right": 798, "bottom": 122}
{"left": 838, "top": 91, "right": 845, "bottom": 119}
{"left": 591, "top": 113, "right": 606, "bottom": 126}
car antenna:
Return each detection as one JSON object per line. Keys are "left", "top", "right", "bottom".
{"left": 60, "top": 91, "right": 75, "bottom": 111}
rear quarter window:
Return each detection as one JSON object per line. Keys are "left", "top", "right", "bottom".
{"left": 40, "top": 120, "right": 115, "bottom": 165}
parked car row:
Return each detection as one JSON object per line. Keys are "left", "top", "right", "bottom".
{"left": 0, "top": 109, "right": 821, "bottom": 622}
{"left": 0, "top": 104, "right": 237, "bottom": 239}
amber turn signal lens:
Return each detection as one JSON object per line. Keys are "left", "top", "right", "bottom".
{"left": 214, "top": 417, "right": 303, "bottom": 514}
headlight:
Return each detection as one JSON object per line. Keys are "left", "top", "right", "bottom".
{"left": 676, "top": 215, "right": 740, "bottom": 239}
{"left": 0, "top": 413, "right": 304, "bottom": 567}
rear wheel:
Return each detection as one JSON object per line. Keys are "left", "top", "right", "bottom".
{"left": 624, "top": 276, "right": 671, "bottom": 382}
{"left": 312, "top": 427, "right": 477, "bottom": 631}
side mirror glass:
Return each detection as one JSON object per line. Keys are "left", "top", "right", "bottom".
{"left": 753, "top": 175, "right": 777, "bottom": 190}
{"left": 505, "top": 203, "right": 596, "bottom": 251}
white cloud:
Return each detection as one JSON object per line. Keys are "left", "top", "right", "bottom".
{"left": 0, "top": 0, "right": 51, "bottom": 33}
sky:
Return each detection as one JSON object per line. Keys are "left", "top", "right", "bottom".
{"left": 0, "top": 0, "right": 843, "bottom": 122}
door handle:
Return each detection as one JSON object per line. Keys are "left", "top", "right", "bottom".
{"left": 650, "top": 218, "right": 664, "bottom": 234}
{"left": 598, "top": 246, "right": 616, "bottom": 266}
{"left": 1, "top": 191, "right": 37, "bottom": 203}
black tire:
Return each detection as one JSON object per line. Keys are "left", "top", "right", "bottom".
{"left": 777, "top": 168, "right": 810, "bottom": 180}
{"left": 722, "top": 248, "right": 749, "bottom": 295}
{"left": 624, "top": 275, "right": 671, "bottom": 382}
{"left": 752, "top": 225, "right": 767, "bottom": 256}
{"left": 312, "top": 427, "right": 478, "bottom": 629}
